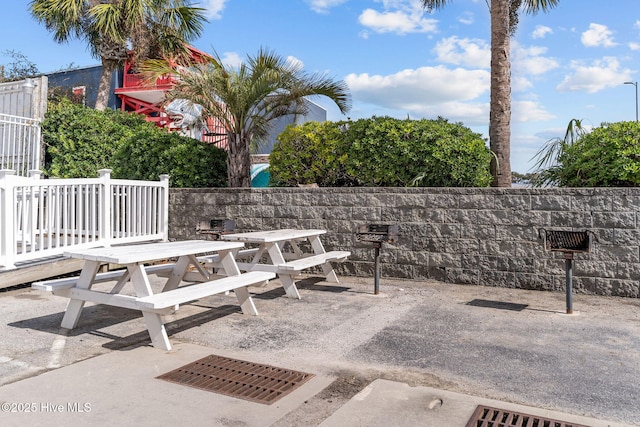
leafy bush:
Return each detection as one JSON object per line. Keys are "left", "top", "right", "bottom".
{"left": 42, "top": 98, "right": 227, "bottom": 187}
{"left": 270, "top": 116, "right": 492, "bottom": 187}
{"left": 113, "top": 128, "right": 227, "bottom": 187}
{"left": 538, "top": 121, "right": 640, "bottom": 187}
{"left": 268, "top": 121, "right": 352, "bottom": 187}
{"left": 42, "top": 98, "right": 145, "bottom": 178}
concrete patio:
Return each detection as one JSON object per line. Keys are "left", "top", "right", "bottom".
{"left": 0, "top": 275, "right": 638, "bottom": 426}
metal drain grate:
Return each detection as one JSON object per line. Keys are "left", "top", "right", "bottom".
{"left": 466, "top": 405, "right": 591, "bottom": 427}
{"left": 157, "top": 354, "right": 314, "bottom": 405}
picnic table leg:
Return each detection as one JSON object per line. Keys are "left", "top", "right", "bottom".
{"left": 61, "top": 260, "right": 101, "bottom": 329}
{"left": 161, "top": 255, "right": 191, "bottom": 292}
{"left": 218, "top": 249, "right": 241, "bottom": 276}
{"left": 218, "top": 249, "right": 259, "bottom": 314}
{"left": 309, "top": 236, "right": 340, "bottom": 283}
{"left": 234, "top": 286, "right": 258, "bottom": 315}
{"left": 267, "top": 244, "right": 301, "bottom": 299}
{"left": 129, "top": 264, "right": 172, "bottom": 351}
{"left": 279, "top": 275, "right": 301, "bottom": 299}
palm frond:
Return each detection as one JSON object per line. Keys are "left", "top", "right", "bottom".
{"left": 420, "top": 0, "right": 454, "bottom": 12}
{"left": 521, "top": 0, "right": 561, "bottom": 14}
{"left": 531, "top": 118, "right": 585, "bottom": 187}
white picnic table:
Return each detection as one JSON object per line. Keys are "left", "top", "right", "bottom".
{"left": 211, "top": 229, "right": 351, "bottom": 299}
{"left": 32, "top": 240, "right": 275, "bottom": 350}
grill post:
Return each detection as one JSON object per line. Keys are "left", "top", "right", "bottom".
{"left": 355, "top": 224, "right": 399, "bottom": 295}
{"left": 373, "top": 242, "right": 381, "bottom": 295}
{"left": 564, "top": 254, "right": 573, "bottom": 314}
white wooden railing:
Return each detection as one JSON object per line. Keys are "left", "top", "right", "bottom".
{"left": 0, "top": 169, "right": 169, "bottom": 270}
{"left": 0, "top": 113, "right": 41, "bottom": 176}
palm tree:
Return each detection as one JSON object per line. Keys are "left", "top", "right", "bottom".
{"left": 531, "top": 118, "right": 585, "bottom": 187}
{"left": 30, "top": 0, "right": 207, "bottom": 110}
{"left": 422, "top": 0, "right": 559, "bottom": 187}
{"left": 144, "top": 48, "right": 351, "bottom": 187}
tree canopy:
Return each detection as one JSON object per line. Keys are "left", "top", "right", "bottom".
{"left": 30, "top": 0, "right": 208, "bottom": 110}
{"left": 144, "top": 47, "right": 351, "bottom": 187}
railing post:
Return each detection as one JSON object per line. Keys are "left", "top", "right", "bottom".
{"left": 99, "top": 169, "right": 112, "bottom": 248}
{"left": 160, "top": 174, "right": 170, "bottom": 242}
{"left": 26, "top": 170, "right": 42, "bottom": 244}
{"left": 0, "top": 170, "right": 17, "bottom": 270}
{"left": 28, "top": 170, "right": 42, "bottom": 179}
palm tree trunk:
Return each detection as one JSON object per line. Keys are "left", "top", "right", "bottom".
{"left": 96, "top": 58, "right": 118, "bottom": 111}
{"left": 227, "top": 132, "right": 252, "bottom": 187}
{"left": 489, "top": 0, "right": 512, "bottom": 187}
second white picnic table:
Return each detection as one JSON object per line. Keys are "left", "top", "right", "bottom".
{"left": 218, "top": 229, "right": 351, "bottom": 299}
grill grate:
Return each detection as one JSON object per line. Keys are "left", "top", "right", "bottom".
{"left": 355, "top": 224, "right": 399, "bottom": 244}
{"left": 541, "top": 230, "right": 591, "bottom": 253}
{"left": 157, "top": 354, "right": 314, "bottom": 405}
{"left": 465, "top": 405, "right": 591, "bottom": 427}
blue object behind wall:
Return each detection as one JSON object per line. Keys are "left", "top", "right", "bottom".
{"left": 251, "top": 163, "right": 270, "bottom": 187}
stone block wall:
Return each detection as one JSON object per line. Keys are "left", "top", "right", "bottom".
{"left": 169, "top": 187, "right": 640, "bottom": 298}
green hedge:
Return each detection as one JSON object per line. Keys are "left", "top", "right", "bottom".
{"left": 269, "top": 120, "right": 351, "bottom": 186}
{"left": 550, "top": 121, "right": 640, "bottom": 187}
{"left": 42, "top": 98, "right": 227, "bottom": 187}
{"left": 270, "top": 116, "right": 492, "bottom": 187}
{"left": 113, "top": 128, "right": 227, "bottom": 188}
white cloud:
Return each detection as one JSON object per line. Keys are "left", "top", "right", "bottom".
{"left": 635, "top": 20, "right": 640, "bottom": 30}
{"left": 306, "top": 0, "right": 348, "bottom": 14}
{"left": 630, "top": 42, "right": 640, "bottom": 51}
{"left": 434, "top": 36, "right": 490, "bottom": 68}
{"left": 286, "top": 56, "right": 304, "bottom": 70}
{"left": 358, "top": 8, "right": 438, "bottom": 34}
{"left": 581, "top": 23, "right": 617, "bottom": 48}
{"left": 512, "top": 44, "right": 559, "bottom": 76}
{"left": 346, "top": 66, "right": 489, "bottom": 103}
{"left": 512, "top": 76, "right": 533, "bottom": 92}
{"left": 199, "top": 0, "right": 228, "bottom": 20}
{"left": 344, "top": 66, "right": 490, "bottom": 124}
{"left": 557, "top": 57, "right": 633, "bottom": 93}
{"left": 220, "top": 52, "right": 243, "bottom": 68}
{"left": 458, "top": 11, "right": 474, "bottom": 25}
{"left": 434, "top": 38, "right": 558, "bottom": 78}
{"left": 532, "top": 25, "right": 553, "bottom": 39}
{"left": 512, "top": 100, "right": 555, "bottom": 122}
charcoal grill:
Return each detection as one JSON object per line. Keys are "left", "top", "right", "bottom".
{"left": 196, "top": 219, "right": 235, "bottom": 239}
{"left": 355, "top": 224, "right": 399, "bottom": 295}
{"left": 539, "top": 228, "right": 594, "bottom": 314}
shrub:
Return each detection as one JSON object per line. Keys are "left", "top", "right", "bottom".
{"left": 113, "top": 128, "right": 227, "bottom": 188}
{"left": 42, "top": 98, "right": 145, "bottom": 178}
{"left": 42, "top": 98, "right": 227, "bottom": 187}
{"left": 269, "top": 121, "right": 352, "bottom": 187}
{"left": 343, "top": 117, "right": 491, "bottom": 187}
{"left": 269, "top": 116, "right": 492, "bottom": 187}
{"left": 547, "top": 121, "right": 640, "bottom": 187}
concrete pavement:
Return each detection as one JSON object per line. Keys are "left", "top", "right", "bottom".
{"left": 0, "top": 275, "right": 638, "bottom": 426}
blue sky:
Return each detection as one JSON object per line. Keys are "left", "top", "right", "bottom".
{"left": 1, "top": 0, "right": 639, "bottom": 173}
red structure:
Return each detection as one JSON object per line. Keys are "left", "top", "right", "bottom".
{"left": 114, "top": 46, "right": 228, "bottom": 149}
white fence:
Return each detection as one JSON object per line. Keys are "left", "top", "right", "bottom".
{"left": 0, "top": 169, "right": 169, "bottom": 270}
{"left": 0, "top": 77, "right": 47, "bottom": 120}
{"left": 0, "top": 113, "right": 41, "bottom": 176}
